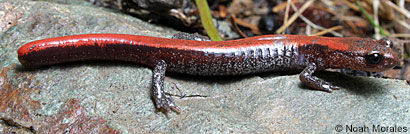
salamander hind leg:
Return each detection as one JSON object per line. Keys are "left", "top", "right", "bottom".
{"left": 152, "top": 59, "right": 180, "bottom": 113}
{"left": 299, "top": 63, "right": 340, "bottom": 92}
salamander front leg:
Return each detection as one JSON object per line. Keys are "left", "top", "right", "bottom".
{"left": 299, "top": 63, "right": 340, "bottom": 92}
{"left": 152, "top": 59, "right": 180, "bottom": 113}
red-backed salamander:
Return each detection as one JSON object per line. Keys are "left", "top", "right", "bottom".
{"left": 17, "top": 33, "right": 398, "bottom": 113}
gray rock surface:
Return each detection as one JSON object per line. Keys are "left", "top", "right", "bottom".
{"left": 1, "top": 0, "right": 409, "bottom": 133}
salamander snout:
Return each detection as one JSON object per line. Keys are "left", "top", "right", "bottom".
{"left": 363, "top": 39, "right": 398, "bottom": 72}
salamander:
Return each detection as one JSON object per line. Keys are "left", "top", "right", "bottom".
{"left": 17, "top": 33, "right": 398, "bottom": 113}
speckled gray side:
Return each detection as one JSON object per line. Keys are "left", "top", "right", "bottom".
{"left": 164, "top": 43, "right": 302, "bottom": 75}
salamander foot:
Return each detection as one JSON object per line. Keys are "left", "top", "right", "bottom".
{"left": 153, "top": 93, "right": 181, "bottom": 113}
{"left": 152, "top": 59, "right": 181, "bottom": 113}
{"left": 299, "top": 63, "right": 340, "bottom": 92}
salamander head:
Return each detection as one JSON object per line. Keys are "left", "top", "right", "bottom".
{"left": 342, "top": 38, "right": 398, "bottom": 72}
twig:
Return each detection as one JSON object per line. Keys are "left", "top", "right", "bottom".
{"left": 341, "top": 0, "right": 360, "bottom": 11}
{"left": 230, "top": 15, "right": 248, "bottom": 38}
{"left": 323, "top": 4, "right": 361, "bottom": 34}
{"left": 311, "top": 25, "right": 343, "bottom": 36}
{"left": 282, "top": 0, "right": 292, "bottom": 34}
{"left": 230, "top": 15, "right": 261, "bottom": 35}
{"left": 392, "top": 17, "right": 410, "bottom": 31}
{"left": 398, "top": 0, "right": 405, "bottom": 8}
{"left": 306, "top": 25, "right": 311, "bottom": 35}
{"left": 276, "top": 0, "right": 316, "bottom": 34}
{"left": 272, "top": 0, "right": 298, "bottom": 13}
{"left": 289, "top": 2, "right": 343, "bottom": 37}
{"left": 384, "top": 0, "right": 410, "bottom": 20}
{"left": 373, "top": 0, "right": 381, "bottom": 39}
{"left": 389, "top": 34, "right": 410, "bottom": 38}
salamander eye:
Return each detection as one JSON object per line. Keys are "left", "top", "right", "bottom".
{"left": 381, "top": 38, "right": 393, "bottom": 48}
{"left": 365, "top": 52, "right": 383, "bottom": 64}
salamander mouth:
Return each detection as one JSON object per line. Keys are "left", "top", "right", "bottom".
{"left": 364, "top": 61, "right": 396, "bottom": 72}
